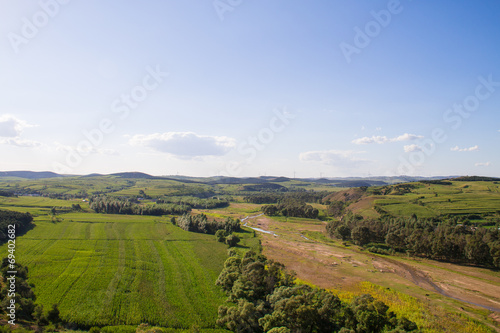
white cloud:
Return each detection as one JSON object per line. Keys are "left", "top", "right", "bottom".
{"left": 299, "top": 149, "right": 369, "bottom": 167}
{"left": 393, "top": 133, "right": 423, "bottom": 142}
{"left": 0, "top": 138, "right": 42, "bottom": 148}
{"left": 352, "top": 133, "right": 423, "bottom": 145}
{"left": 129, "top": 132, "right": 236, "bottom": 158}
{"left": 475, "top": 162, "right": 491, "bottom": 167}
{"left": 352, "top": 135, "right": 389, "bottom": 144}
{"left": 403, "top": 144, "right": 422, "bottom": 153}
{"left": 451, "top": 145, "right": 479, "bottom": 152}
{"left": 0, "top": 115, "right": 35, "bottom": 138}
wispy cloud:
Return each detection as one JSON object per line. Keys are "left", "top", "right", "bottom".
{"left": 451, "top": 145, "right": 479, "bottom": 152}
{"left": 0, "top": 138, "right": 43, "bottom": 148}
{"left": 129, "top": 132, "right": 236, "bottom": 158}
{"left": 352, "top": 133, "right": 423, "bottom": 145}
{"left": 403, "top": 144, "right": 422, "bottom": 153}
{"left": 0, "top": 115, "right": 36, "bottom": 138}
{"left": 475, "top": 162, "right": 491, "bottom": 167}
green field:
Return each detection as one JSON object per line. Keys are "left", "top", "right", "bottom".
{"left": 368, "top": 181, "right": 500, "bottom": 221}
{"left": 1, "top": 206, "right": 229, "bottom": 328}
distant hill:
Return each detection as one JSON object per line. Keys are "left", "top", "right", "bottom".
{"left": 449, "top": 176, "right": 500, "bottom": 182}
{"left": 2, "top": 171, "right": 496, "bottom": 185}
{"left": 110, "top": 172, "right": 155, "bottom": 179}
{"left": 0, "top": 171, "right": 64, "bottom": 179}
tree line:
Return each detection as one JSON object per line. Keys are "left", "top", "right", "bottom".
{"left": 175, "top": 213, "right": 241, "bottom": 235}
{"left": 157, "top": 196, "right": 229, "bottom": 209}
{"left": 244, "top": 191, "right": 329, "bottom": 205}
{"left": 215, "top": 251, "right": 418, "bottom": 333}
{"left": 326, "top": 213, "right": 500, "bottom": 268}
{"left": 0, "top": 210, "right": 33, "bottom": 243}
{"left": 89, "top": 196, "right": 191, "bottom": 216}
{"left": 261, "top": 198, "right": 319, "bottom": 219}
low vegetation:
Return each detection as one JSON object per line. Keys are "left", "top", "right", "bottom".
{"left": 216, "top": 252, "right": 417, "bottom": 332}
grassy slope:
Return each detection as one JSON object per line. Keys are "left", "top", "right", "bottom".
{"left": 368, "top": 181, "right": 500, "bottom": 221}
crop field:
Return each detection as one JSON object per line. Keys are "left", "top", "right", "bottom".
{"left": 1, "top": 209, "right": 229, "bottom": 328}
{"left": 371, "top": 181, "right": 500, "bottom": 220}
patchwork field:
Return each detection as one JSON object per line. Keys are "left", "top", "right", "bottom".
{"left": 1, "top": 175, "right": 500, "bottom": 332}
{"left": 376, "top": 181, "right": 500, "bottom": 216}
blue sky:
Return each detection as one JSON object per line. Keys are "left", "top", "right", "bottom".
{"left": 0, "top": 0, "right": 499, "bottom": 177}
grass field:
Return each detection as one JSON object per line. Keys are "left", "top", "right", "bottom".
{"left": 365, "top": 181, "right": 500, "bottom": 222}
{"left": 0, "top": 202, "right": 229, "bottom": 328}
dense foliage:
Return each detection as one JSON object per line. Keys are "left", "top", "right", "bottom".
{"left": 216, "top": 252, "right": 418, "bottom": 333}
{"left": 0, "top": 260, "right": 36, "bottom": 321}
{"left": 0, "top": 210, "right": 33, "bottom": 242}
{"left": 261, "top": 198, "right": 319, "bottom": 219}
{"left": 244, "top": 192, "right": 329, "bottom": 205}
{"left": 157, "top": 196, "right": 229, "bottom": 209}
{"left": 0, "top": 191, "right": 14, "bottom": 197}
{"left": 176, "top": 213, "right": 241, "bottom": 235}
{"left": 89, "top": 196, "right": 191, "bottom": 216}
{"left": 326, "top": 213, "right": 500, "bottom": 267}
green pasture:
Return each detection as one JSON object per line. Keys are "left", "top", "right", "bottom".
{"left": 372, "top": 181, "right": 500, "bottom": 219}
{"left": 2, "top": 212, "right": 228, "bottom": 328}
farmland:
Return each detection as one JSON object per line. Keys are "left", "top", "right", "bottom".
{"left": 0, "top": 174, "right": 500, "bottom": 331}
{"left": 0, "top": 197, "right": 231, "bottom": 329}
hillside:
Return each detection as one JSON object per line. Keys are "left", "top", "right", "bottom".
{"left": 326, "top": 180, "right": 500, "bottom": 225}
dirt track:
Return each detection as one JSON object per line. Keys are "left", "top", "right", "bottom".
{"left": 242, "top": 214, "right": 500, "bottom": 316}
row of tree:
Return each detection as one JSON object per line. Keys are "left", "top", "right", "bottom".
{"left": 244, "top": 191, "right": 329, "bottom": 205}
{"left": 89, "top": 196, "right": 191, "bottom": 216}
{"left": 215, "top": 252, "right": 418, "bottom": 333}
{"left": 261, "top": 198, "right": 319, "bottom": 219}
{"left": 175, "top": 214, "right": 241, "bottom": 235}
{"left": 0, "top": 210, "right": 33, "bottom": 242}
{"left": 157, "top": 196, "right": 229, "bottom": 209}
{"left": 326, "top": 213, "right": 500, "bottom": 267}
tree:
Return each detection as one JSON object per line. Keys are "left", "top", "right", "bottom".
{"left": 216, "top": 229, "right": 228, "bottom": 243}
{"left": 335, "top": 225, "right": 351, "bottom": 241}
{"left": 351, "top": 226, "right": 371, "bottom": 246}
{"left": 226, "top": 234, "right": 240, "bottom": 247}
{"left": 347, "top": 294, "right": 389, "bottom": 333}
{"left": 465, "top": 234, "right": 492, "bottom": 265}
{"left": 33, "top": 304, "right": 49, "bottom": 326}
{"left": 328, "top": 200, "right": 345, "bottom": 217}
{"left": 47, "top": 304, "right": 61, "bottom": 323}
{"left": 217, "top": 299, "right": 265, "bottom": 333}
